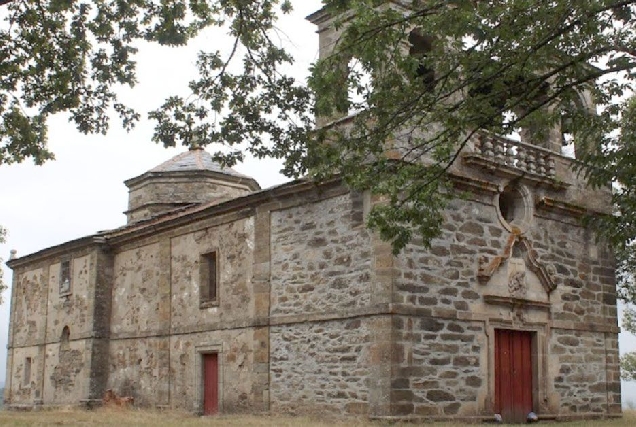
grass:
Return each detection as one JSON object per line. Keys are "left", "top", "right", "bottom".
{"left": 0, "top": 408, "right": 634, "bottom": 426}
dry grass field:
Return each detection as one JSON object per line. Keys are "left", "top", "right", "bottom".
{"left": 0, "top": 408, "right": 635, "bottom": 427}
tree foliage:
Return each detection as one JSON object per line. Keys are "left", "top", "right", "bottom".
{"left": 0, "top": 0, "right": 297, "bottom": 165}
{"left": 622, "top": 306, "right": 636, "bottom": 380}
{"left": 3, "top": 1, "right": 636, "bottom": 341}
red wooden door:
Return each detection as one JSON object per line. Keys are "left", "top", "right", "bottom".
{"left": 495, "top": 329, "right": 533, "bottom": 423}
{"left": 203, "top": 353, "right": 219, "bottom": 415}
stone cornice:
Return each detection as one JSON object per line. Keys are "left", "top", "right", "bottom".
{"left": 6, "top": 177, "right": 345, "bottom": 269}
{"left": 124, "top": 169, "right": 260, "bottom": 192}
{"left": 536, "top": 196, "right": 588, "bottom": 217}
{"left": 448, "top": 173, "right": 500, "bottom": 194}
{"left": 105, "top": 177, "right": 346, "bottom": 247}
{"left": 6, "top": 235, "right": 107, "bottom": 270}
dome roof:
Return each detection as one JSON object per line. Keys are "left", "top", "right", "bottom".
{"left": 124, "top": 147, "right": 260, "bottom": 224}
{"left": 149, "top": 146, "right": 249, "bottom": 178}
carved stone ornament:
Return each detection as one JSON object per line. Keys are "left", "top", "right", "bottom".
{"left": 513, "top": 306, "right": 526, "bottom": 324}
{"left": 477, "top": 233, "right": 556, "bottom": 294}
{"left": 508, "top": 270, "right": 528, "bottom": 298}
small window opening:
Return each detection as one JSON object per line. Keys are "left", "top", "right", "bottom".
{"left": 24, "top": 357, "right": 32, "bottom": 386}
{"left": 560, "top": 110, "right": 576, "bottom": 158}
{"left": 347, "top": 57, "right": 373, "bottom": 115}
{"left": 503, "top": 110, "right": 522, "bottom": 142}
{"left": 61, "top": 326, "right": 70, "bottom": 353}
{"left": 60, "top": 260, "right": 71, "bottom": 294}
{"left": 496, "top": 185, "right": 530, "bottom": 233}
{"left": 408, "top": 29, "right": 436, "bottom": 91}
{"left": 499, "top": 189, "right": 518, "bottom": 223}
{"left": 200, "top": 251, "right": 218, "bottom": 306}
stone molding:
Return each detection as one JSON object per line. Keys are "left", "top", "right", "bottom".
{"left": 193, "top": 343, "right": 224, "bottom": 414}
{"left": 535, "top": 196, "right": 588, "bottom": 217}
{"left": 477, "top": 233, "right": 556, "bottom": 294}
{"left": 48, "top": 301, "right": 614, "bottom": 344}
{"left": 483, "top": 294, "right": 551, "bottom": 310}
{"left": 6, "top": 236, "right": 106, "bottom": 270}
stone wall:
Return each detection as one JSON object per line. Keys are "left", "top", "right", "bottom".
{"left": 392, "top": 316, "right": 485, "bottom": 417}
{"left": 532, "top": 215, "right": 617, "bottom": 326}
{"left": 6, "top": 346, "right": 43, "bottom": 404}
{"left": 549, "top": 329, "right": 619, "bottom": 414}
{"left": 170, "top": 217, "right": 255, "bottom": 330}
{"left": 11, "top": 267, "right": 48, "bottom": 347}
{"left": 169, "top": 327, "right": 268, "bottom": 413}
{"left": 43, "top": 339, "right": 89, "bottom": 404}
{"left": 107, "top": 337, "right": 170, "bottom": 406}
{"left": 392, "top": 187, "right": 620, "bottom": 417}
{"left": 394, "top": 198, "right": 501, "bottom": 314}
{"left": 6, "top": 244, "right": 105, "bottom": 406}
{"left": 270, "top": 317, "right": 379, "bottom": 416}
{"left": 106, "top": 212, "right": 260, "bottom": 409}
{"left": 270, "top": 193, "right": 372, "bottom": 316}
{"left": 110, "top": 242, "right": 169, "bottom": 337}
{"left": 45, "top": 255, "right": 94, "bottom": 343}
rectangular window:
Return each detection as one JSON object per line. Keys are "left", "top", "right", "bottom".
{"left": 199, "top": 252, "right": 218, "bottom": 307}
{"left": 60, "top": 259, "right": 71, "bottom": 294}
{"left": 24, "top": 357, "right": 32, "bottom": 386}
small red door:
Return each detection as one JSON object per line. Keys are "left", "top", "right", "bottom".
{"left": 203, "top": 353, "right": 219, "bottom": 415}
{"left": 495, "top": 329, "right": 533, "bottom": 423}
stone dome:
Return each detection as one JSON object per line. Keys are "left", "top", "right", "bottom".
{"left": 124, "top": 147, "right": 260, "bottom": 223}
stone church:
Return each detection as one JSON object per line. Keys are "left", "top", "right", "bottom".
{"left": 3, "top": 4, "right": 621, "bottom": 424}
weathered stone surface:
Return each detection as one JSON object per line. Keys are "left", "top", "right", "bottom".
{"left": 270, "top": 318, "right": 373, "bottom": 416}
{"left": 270, "top": 194, "right": 373, "bottom": 316}
{"left": 3, "top": 128, "right": 620, "bottom": 424}
{"left": 169, "top": 328, "right": 267, "bottom": 413}
{"left": 111, "top": 243, "right": 166, "bottom": 336}
{"left": 170, "top": 217, "right": 255, "bottom": 329}
{"left": 549, "top": 330, "right": 619, "bottom": 414}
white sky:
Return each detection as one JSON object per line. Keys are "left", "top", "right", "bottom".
{"left": 1, "top": 0, "right": 635, "bottom": 405}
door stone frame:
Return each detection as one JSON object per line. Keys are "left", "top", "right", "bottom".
{"left": 194, "top": 343, "right": 224, "bottom": 415}
{"left": 487, "top": 320, "right": 549, "bottom": 416}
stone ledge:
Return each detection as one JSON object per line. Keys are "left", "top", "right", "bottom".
{"left": 483, "top": 294, "right": 551, "bottom": 310}
{"left": 59, "top": 302, "right": 618, "bottom": 342}
{"left": 269, "top": 304, "right": 391, "bottom": 326}
{"left": 3, "top": 404, "right": 40, "bottom": 411}
{"left": 449, "top": 173, "right": 500, "bottom": 195}
{"left": 551, "top": 320, "right": 620, "bottom": 334}
{"left": 536, "top": 196, "right": 588, "bottom": 217}
{"left": 7, "top": 334, "right": 110, "bottom": 349}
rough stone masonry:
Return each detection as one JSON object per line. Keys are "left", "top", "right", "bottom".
{"left": 3, "top": 3, "right": 620, "bottom": 424}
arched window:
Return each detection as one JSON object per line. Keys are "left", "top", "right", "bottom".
{"left": 560, "top": 108, "right": 576, "bottom": 158}
{"left": 503, "top": 110, "right": 522, "bottom": 142}
{"left": 408, "top": 29, "right": 436, "bottom": 91}
{"left": 558, "top": 93, "right": 592, "bottom": 159}
{"left": 346, "top": 57, "right": 373, "bottom": 115}
{"left": 60, "top": 326, "right": 70, "bottom": 353}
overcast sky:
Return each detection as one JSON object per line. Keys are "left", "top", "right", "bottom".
{"left": 1, "top": 0, "right": 636, "bottom": 404}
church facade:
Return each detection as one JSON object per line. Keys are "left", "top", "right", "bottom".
{"left": 3, "top": 5, "right": 621, "bottom": 424}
